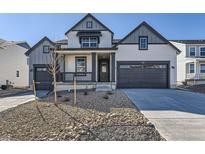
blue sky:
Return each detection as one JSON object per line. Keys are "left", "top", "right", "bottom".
{"left": 0, "top": 13, "right": 205, "bottom": 46}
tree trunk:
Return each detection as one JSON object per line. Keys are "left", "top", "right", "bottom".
{"left": 53, "top": 70, "right": 57, "bottom": 103}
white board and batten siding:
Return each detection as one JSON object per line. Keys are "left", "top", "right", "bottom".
{"left": 115, "top": 23, "right": 178, "bottom": 88}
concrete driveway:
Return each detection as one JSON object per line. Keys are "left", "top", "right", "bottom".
{"left": 0, "top": 92, "right": 34, "bottom": 112}
{"left": 123, "top": 89, "right": 205, "bottom": 141}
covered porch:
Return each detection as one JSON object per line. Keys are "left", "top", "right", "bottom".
{"left": 56, "top": 49, "right": 116, "bottom": 90}
{"left": 185, "top": 58, "right": 205, "bottom": 85}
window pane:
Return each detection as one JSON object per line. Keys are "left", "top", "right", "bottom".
{"left": 43, "top": 46, "right": 49, "bottom": 53}
{"left": 139, "top": 37, "right": 148, "bottom": 49}
{"left": 90, "top": 43, "right": 97, "bottom": 47}
{"left": 77, "top": 67, "right": 86, "bottom": 72}
{"left": 82, "top": 43, "right": 89, "bottom": 47}
{"left": 81, "top": 37, "right": 98, "bottom": 48}
{"left": 200, "top": 47, "right": 205, "bottom": 56}
{"left": 86, "top": 21, "right": 93, "bottom": 28}
{"left": 190, "top": 64, "right": 195, "bottom": 73}
{"left": 189, "top": 47, "right": 196, "bottom": 56}
{"left": 76, "top": 58, "right": 86, "bottom": 72}
{"left": 200, "top": 64, "right": 205, "bottom": 73}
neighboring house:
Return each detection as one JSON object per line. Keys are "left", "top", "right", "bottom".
{"left": 0, "top": 39, "right": 30, "bottom": 88}
{"left": 25, "top": 14, "right": 180, "bottom": 90}
{"left": 171, "top": 40, "right": 205, "bottom": 85}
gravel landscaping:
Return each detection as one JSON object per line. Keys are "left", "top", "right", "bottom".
{"left": 0, "top": 90, "right": 165, "bottom": 141}
{"left": 178, "top": 84, "right": 205, "bottom": 94}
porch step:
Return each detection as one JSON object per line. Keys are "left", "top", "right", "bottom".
{"left": 96, "top": 83, "right": 113, "bottom": 91}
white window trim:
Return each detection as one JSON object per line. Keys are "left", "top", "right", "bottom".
{"left": 189, "top": 46, "right": 196, "bottom": 57}
{"left": 200, "top": 63, "right": 205, "bottom": 73}
{"left": 189, "top": 63, "right": 195, "bottom": 74}
{"left": 199, "top": 46, "right": 205, "bottom": 56}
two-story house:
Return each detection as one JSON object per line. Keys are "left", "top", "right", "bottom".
{"left": 25, "top": 14, "right": 180, "bottom": 90}
{"left": 171, "top": 40, "right": 205, "bottom": 85}
{"left": 0, "top": 39, "right": 30, "bottom": 88}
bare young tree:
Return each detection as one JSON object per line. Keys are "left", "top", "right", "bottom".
{"left": 47, "top": 48, "right": 64, "bottom": 103}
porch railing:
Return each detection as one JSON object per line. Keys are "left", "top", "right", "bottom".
{"left": 60, "top": 72, "right": 92, "bottom": 82}
{"left": 186, "top": 73, "right": 205, "bottom": 80}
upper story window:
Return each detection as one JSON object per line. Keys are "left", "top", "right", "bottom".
{"left": 81, "top": 37, "right": 98, "bottom": 48}
{"left": 75, "top": 57, "right": 86, "bottom": 73}
{"left": 200, "top": 64, "right": 205, "bottom": 73}
{"left": 189, "top": 47, "right": 196, "bottom": 57}
{"left": 86, "top": 21, "right": 93, "bottom": 28}
{"left": 139, "top": 36, "right": 148, "bottom": 50}
{"left": 43, "top": 45, "right": 50, "bottom": 53}
{"left": 189, "top": 63, "right": 195, "bottom": 73}
{"left": 200, "top": 47, "right": 205, "bottom": 56}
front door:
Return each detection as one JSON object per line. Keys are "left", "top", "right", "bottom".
{"left": 99, "top": 60, "right": 109, "bottom": 82}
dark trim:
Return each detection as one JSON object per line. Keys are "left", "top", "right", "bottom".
{"left": 25, "top": 36, "right": 55, "bottom": 56}
{"left": 139, "top": 36, "right": 148, "bottom": 50}
{"left": 111, "top": 53, "right": 115, "bottom": 82}
{"left": 57, "top": 47, "right": 117, "bottom": 51}
{"left": 116, "top": 61, "right": 170, "bottom": 89}
{"left": 75, "top": 56, "right": 87, "bottom": 74}
{"left": 43, "top": 45, "right": 50, "bottom": 53}
{"left": 65, "top": 13, "right": 114, "bottom": 35}
{"left": 98, "top": 59, "right": 110, "bottom": 82}
{"left": 61, "top": 72, "right": 92, "bottom": 82}
{"left": 79, "top": 36, "right": 99, "bottom": 48}
{"left": 114, "top": 21, "right": 181, "bottom": 54}
{"left": 91, "top": 53, "right": 96, "bottom": 82}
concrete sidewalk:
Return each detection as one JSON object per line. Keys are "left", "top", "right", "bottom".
{"left": 123, "top": 89, "right": 205, "bottom": 141}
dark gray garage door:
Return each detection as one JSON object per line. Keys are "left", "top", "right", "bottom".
{"left": 117, "top": 61, "right": 169, "bottom": 88}
{"left": 34, "top": 66, "right": 53, "bottom": 90}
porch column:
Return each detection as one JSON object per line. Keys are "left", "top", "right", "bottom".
{"left": 111, "top": 52, "right": 116, "bottom": 82}
{"left": 92, "top": 52, "right": 97, "bottom": 82}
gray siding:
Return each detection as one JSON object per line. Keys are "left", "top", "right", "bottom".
{"left": 73, "top": 16, "right": 106, "bottom": 31}
{"left": 121, "top": 25, "right": 166, "bottom": 44}
{"left": 28, "top": 40, "right": 55, "bottom": 85}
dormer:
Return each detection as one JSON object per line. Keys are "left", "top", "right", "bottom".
{"left": 65, "top": 14, "right": 113, "bottom": 48}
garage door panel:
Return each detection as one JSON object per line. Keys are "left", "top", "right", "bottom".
{"left": 34, "top": 66, "right": 53, "bottom": 90}
{"left": 117, "top": 62, "right": 169, "bottom": 88}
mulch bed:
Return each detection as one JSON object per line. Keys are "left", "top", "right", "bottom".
{"left": 0, "top": 90, "right": 165, "bottom": 141}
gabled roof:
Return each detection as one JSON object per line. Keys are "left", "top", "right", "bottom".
{"left": 170, "top": 40, "right": 205, "bottom": 44}
{"left": 64, "top": 13, "right": 114, "bottom": 35}
{"left": 115, "top": 21, "right": 181, "bottom": 54}
{"left": 16, "top": 41, "right": 30, "bottom": 49}
{"left": 25, "top": 36, "right": 55, "bottom": 56}
{"left": 0, "top": 39, "right": 30, "bottom": 49}
{"left": 55, "top": 39, "right": 68, "bottom": 45}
